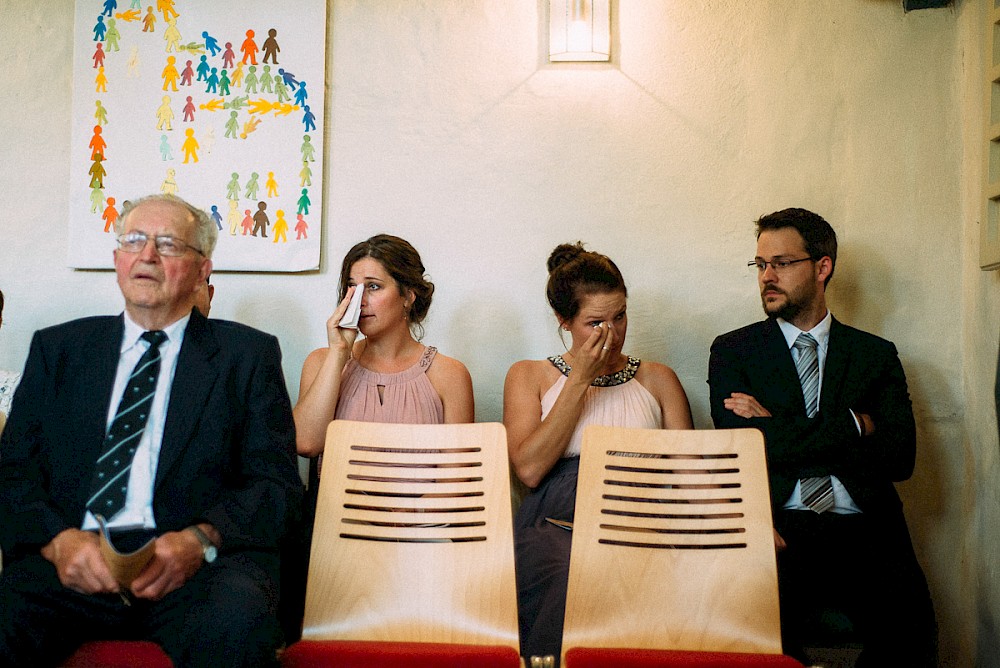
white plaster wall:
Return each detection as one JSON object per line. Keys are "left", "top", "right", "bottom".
{"left": 959, "top": 1, "right": 1000, "bottom": 666}
{"left": 0, "top": 0, "right": 974, "bottom": 663}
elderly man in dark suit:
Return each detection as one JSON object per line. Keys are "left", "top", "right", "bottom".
{"left": 0, "top": 194, "right": 302, "bottom": 667}
{"left": 708, "top": 208, "right": 935, "bottom": 666}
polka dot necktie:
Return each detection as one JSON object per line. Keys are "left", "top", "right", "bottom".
{"left": 87, "top": 330, "right": 167, "bottom": 521}
{"left": 793, "top": 332, "right": 834, "bottom": 513}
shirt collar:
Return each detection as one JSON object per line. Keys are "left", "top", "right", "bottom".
{"left": 121, "top": 311, "right": 191, "bottom": 353}
{"left": 776, "top": 310, "right": 832, "bottom": 354}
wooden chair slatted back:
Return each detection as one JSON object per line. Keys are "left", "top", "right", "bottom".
{"left": 562, "top": 426, "right": 782, "bottom": 662}
{"left": 301, "top": 420, "right": 519, "bottom": 651}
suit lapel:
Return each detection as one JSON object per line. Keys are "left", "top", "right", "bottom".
{"left": 820, "top": 317, "right": 850, "bottom": 415}
{"left": 760, "top": 319, "right": 807, "bottom": 415}
{"left": 78, "top": 317, "right": 126, "bottom": 473}
{"left": 155, "top": 311, "right": 219, "bottom": 489}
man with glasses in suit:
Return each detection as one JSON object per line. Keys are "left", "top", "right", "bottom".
{"left": 0, "top": 194, "right": 301, "bottom": 667}
{"left": 708, "top": 208, "right": 935, "bottom": 666}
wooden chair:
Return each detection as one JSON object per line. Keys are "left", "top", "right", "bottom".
{"left": 281, "top": 420, "right": 522, "bottom": 667}
{"left": 560, "top": 426, "right": 804, "bottom": 668}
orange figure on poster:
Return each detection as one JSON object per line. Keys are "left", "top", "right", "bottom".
{"left": 102, "top": 197, "right": 119, "bottom": 232}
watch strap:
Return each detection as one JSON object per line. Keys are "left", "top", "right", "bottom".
{"left": 186, "top": 524, "right": 218, "bottom": 562}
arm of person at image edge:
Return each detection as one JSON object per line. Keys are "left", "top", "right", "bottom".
{"left": 504, "top": 323, "right": 693, "bottom": 490}
{"left": 706, "top": 323, "right": 916, "bottom": 515}
{"left": 0, "top": 314, "right": 302, "bottom": 601}
{"left": 294, "top": 287, "right": 475, "bottom": 457}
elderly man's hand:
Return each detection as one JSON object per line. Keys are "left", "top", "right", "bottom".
{"left": 41, "top": 529, "right": 119, "bottom": 595}
{"left": 129, "top": 530, "right": 205, "bottom": 601}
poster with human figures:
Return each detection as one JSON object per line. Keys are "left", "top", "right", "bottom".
{"left": 68, "top": 0, "right": 325, "bottom": 271}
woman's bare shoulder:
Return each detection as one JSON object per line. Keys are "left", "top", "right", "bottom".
{"left": 506, "top": 357, "right": 554, "bottom": 377}
{"left": 635, "top": 359, "right": 692, "bottom": 428}
{"left": 303, "top": 346, "right": 329, "bottom": 367}
{"left": 425, "top": 349, "right": 472, "bottom": 385}
{"left": 634, "top": 359, "right": 680, "bottom": 384}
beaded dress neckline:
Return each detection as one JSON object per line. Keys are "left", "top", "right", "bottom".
{"left": 547, "top": 354, "right": 640, "bottom": 387}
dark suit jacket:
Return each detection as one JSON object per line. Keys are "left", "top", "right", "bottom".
{"left": 708, "top": 317, "right": 916, "bottom": 520}
{"left": 0, "top": 310, "right": 302, "bottom": 581}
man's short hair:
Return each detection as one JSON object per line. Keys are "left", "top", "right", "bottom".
{"left": 755, "top": 207, "right": 837, "bottom": 286}
{"left": 115, "top": 194, "right": 218, "bottom": 259}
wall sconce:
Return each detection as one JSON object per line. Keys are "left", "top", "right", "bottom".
{"left": 549, "top": 0, "right": 610, "bottom": 62}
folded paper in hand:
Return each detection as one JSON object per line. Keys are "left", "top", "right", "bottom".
{"left": 95, "top": 514, "right": 156, "bottom": 587}
{"left": 338, "top": 284, "right": 365, "bottom": 329}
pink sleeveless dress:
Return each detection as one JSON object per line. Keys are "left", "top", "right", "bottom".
{"left": 333, "top": 345, "right": 444, "bottom": 424}
{"left": 314, "top": 346, "right": 445, "bottom": 480}
{"left": 303, "top": 347, "right": 447, "bottom": 629}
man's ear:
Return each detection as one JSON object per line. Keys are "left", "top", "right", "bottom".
{"left": 199, "top": 258, "right": 213, "bottom": 283}
{"left": 816, "top": 256, "right": 833, "bottom": 285}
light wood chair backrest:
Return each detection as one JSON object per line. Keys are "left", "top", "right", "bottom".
{"left": 301, "top": 420, "right": 519, "bottom": 652}
{"left": 561, "top": 426, "right": 782, "bottom": 663}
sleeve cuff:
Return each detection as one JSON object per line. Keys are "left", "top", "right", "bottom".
{"left": 848, "top": 408, "right": 864, "bottom": 436}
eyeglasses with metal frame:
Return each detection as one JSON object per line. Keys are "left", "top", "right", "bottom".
{"left": 748, "top": 257, "right": 813, "bottom": 273}
{"left": 116, "top": 231, "right": 204, "bottom": 257}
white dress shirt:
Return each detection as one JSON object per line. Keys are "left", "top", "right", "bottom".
{"left": 82, "top": 312, "right": 189, "bottom": 531}
{"left": 777, "top": 312, "right": 862, "bottom": 515}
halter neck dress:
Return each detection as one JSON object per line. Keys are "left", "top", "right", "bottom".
{"left": 515, "top": 354, "right": 663, "bottom": 664}
{"left": 334, "top": 345, "right": 444, "bottom": 424}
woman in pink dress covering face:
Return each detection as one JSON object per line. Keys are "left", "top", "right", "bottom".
{"left": 288, "top": 235, "right": 476, "bottom": 637}
{"left": 293, "top": 234, "right": 474, "bottom": 461}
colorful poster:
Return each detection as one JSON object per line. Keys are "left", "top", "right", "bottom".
{"left": 68, "top": 0, "right": 325, "bottom": 271}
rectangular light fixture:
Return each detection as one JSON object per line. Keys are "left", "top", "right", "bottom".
{"left": 549, "top": 0, "right": 610, "bottom": 62}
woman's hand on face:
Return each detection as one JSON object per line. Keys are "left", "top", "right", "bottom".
{"left": 325, "top": 286, "right": 359, "bottom": 352}
{"left": 570, "top": 322, "right": 614, "bottom": 383}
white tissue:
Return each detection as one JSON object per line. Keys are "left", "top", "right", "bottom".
{"left": 338, "top": 285, "right": 364, "bottom": 329}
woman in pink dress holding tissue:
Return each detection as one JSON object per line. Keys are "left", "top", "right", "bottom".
{"left": 294, "top": 234, "right": 474, "bottom": 461}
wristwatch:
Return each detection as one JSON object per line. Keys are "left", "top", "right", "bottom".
{"left": 186, "top": 525, "right": 218, "bottom": 563}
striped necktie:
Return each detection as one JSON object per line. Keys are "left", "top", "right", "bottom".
{"left": 87, "top": 330, "right": 167, "bottom": 520}
{"left": 793, "top": 332, "right": 833, "bottom": 513}
{"left": 793, "top": 332, "right": 819, "bottom": 418}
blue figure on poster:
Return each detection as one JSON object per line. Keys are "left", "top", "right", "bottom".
{"left": 301, "top": 105, "right": 315, "bottom": 132}
{"left": 196, "top": 55, "right": 210, "bottom": 82}
{"left": 277, "top": 68, "right": 298, "bottom": 90}
{"left": 93, "top": 16, "right": 107, "bottom": 41}
{"left": 293, "top": 81, "right": 308, "bottom": 107}
{"left": 210, "top": 205, "right": 223, "bottom": 230}
{"left": 202, "top": 31, "right": 221, "bottom": 57}
{"left": 206, "top": 67, "right": 219, "bottom": 94}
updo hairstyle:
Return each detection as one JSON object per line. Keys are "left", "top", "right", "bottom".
{"left": 339, "top": 234, "right": 435, "bottom": 334}
{"left": 545, "top": 242, "right": 627, "bottom": 323}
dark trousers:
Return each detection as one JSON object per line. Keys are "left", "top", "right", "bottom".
{"left": 514, "top": 458, "right": 579, "bottom": 666}
{"left": 0, "top": 552, "right": 282, "bottom": 668}
{"left": 776, "top": 509, "right": 937, "bottom": 667}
